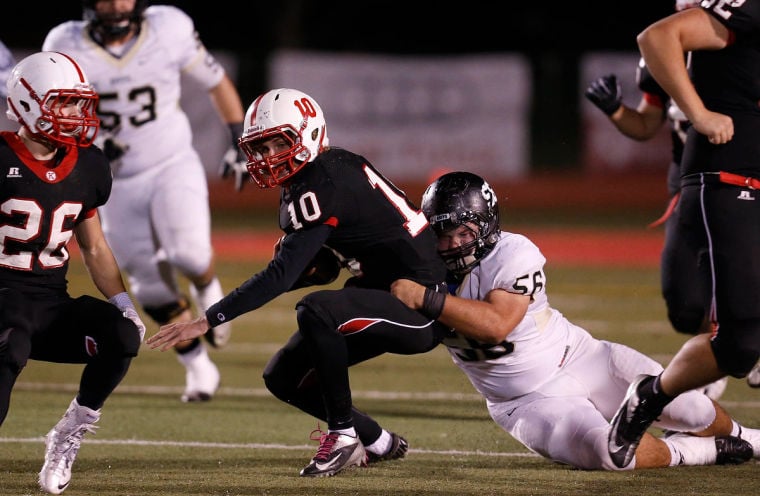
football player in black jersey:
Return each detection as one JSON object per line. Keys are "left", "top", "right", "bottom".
{"left": 608, "top": 1, "right": 760, "bottom": 469}
{"left": 586, "top": 60, "right": 713, "bottom": 328}
{"left": 1, "top": 51, "right": 145, "bottom": 494}
{"left": 148, "top": 88, "right": 449, "bottom": 477}
{"left": 585, "top": 1, "right": 735, "bottom": 398}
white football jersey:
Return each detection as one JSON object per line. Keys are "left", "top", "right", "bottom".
{"left": 0, "top": 40, "right": 14, "bottom": 99}
{"left": 443, "top": 231, "right": 589, "bottom": 402}
{"left": 43, "top": 6, "right": 225, "bottom": 177}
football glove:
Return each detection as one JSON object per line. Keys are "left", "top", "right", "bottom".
{"left": 219, "top": 122, "right": 249, "bottom": 191}
{"left": 585, "top": 74, "right": 622, "bottom": 116}
{"left": 123, "top": 307, "right": 147, "bottom": 342}
{"left": 108, "top": 292, "right": 146, "bottom": 342}
{"left": 94, "top": 125, "right": 129, "bottom": 164}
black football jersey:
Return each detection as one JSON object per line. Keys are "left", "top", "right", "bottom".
{"left": 682, "top": 2, "right": 760, "bottom": 176}
{"left": 0, "top": 132, "right": 112, "bottom": 295}
{"left": 279, "top": 147, "right": 446, "bottom": 289}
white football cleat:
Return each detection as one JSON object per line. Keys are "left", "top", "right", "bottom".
{"left": 39, "top": 399, "right": 100, "bottom": 494}
{"left": 178, "top": 344, "right": 220, "bottom": 402}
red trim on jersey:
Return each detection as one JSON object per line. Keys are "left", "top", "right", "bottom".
{"left": 324, "top": 216, "right": 339, "bottom": 227}
{"left": 1, "top": 131, "right": 79, "bottom": 183}
{"left": 338, "top": 318, "right": 382, "bottom": 335}
{"left": 643, "top": 92, "right": 664, "bottom": 109}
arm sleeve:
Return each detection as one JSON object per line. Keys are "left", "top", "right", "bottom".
{"left": 205, "top": 224, "right": 332, "bottom": 326}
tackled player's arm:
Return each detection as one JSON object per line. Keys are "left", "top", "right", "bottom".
{"left": 391, "top": 280, "right": 529, "bottom": 344}
{"left": 148, "top": 225, "right": 334, "bottom": 351}
{"left": 73, "top": 211, "right": 129, "bottom": 299}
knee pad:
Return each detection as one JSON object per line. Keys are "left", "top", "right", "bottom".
{"left": 711, "top": 320, "right": 760, "bottom": 377}
{"left": 143, "top": 297, "right": 191, "bottom": 325}
{"left": 164, "top": 244, "right": 212, "bottom": 278}
{"left": 103, "top": 318, "right": 141, "bottom": 358}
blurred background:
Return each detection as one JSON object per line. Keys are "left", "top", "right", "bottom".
{"left": 1, "top": 1, "right": 677, "bottom": 213}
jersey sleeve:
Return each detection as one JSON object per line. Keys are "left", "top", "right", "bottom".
{"left": 152, "top": 5, "right": 225, "bottom": 90}
{"left": 0, "top": 41, "right": 14, "bottom": 99}
{"left": 491, "top": 234, "right": 546, "bottom": 296}
{"left": 42, "top": 21, "right": 83, "bottom": 53}
{"left": 702, "top": 1, "right": 760, "bottom": 37}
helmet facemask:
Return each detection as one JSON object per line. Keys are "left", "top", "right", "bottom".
{"left": 35, "top": 89, "right": 99, "bottom": 146}
{"left": 239, "top": 127, "right": 309, "bottom": 188}
{"left": 83, "top": 0, "right": 148, "bottom": 43}
{"left": 6, "top": 52, "right": 100, "bottom": 148}
{"left": 433, "top": 214, "right": 498, "bottom": 276}
{"left": 238, "top": 88, "right": 329, "bottom": 189}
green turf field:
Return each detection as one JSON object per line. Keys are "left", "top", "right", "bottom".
{"left": 2, "top": 228, "right": 759, "bottom": 496}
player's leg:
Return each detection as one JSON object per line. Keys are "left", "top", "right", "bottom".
{"left": 143, "top": 297, "right": 219, "bottom": 402}
{"left": 33, "top": 295, "right": 139, "bottom": 494}
{"left": 660, "top": 198, "right": 727, "bottom": 398}
{"left": 100, "top": 170, "right": 219, "bottom": 402}
{"left": 294, "top": 288, "right": 440, "bottom": 476}
{"left": 263, "top": 330, "right": 407, "bottom": 464}
{"left": 150, "top": 155, "right": 231, "bottom": 348}
{"left": 0, "top": 288, "right": 34, "bottom": 426}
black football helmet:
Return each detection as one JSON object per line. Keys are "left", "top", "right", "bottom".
{"left": 83, "top": 0, "right": 149, "bottom": 42}
{"left": 421, "top": 171, "right": 500, "bottom": 275}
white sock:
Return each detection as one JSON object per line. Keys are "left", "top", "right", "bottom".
{"left": 191, "top": 277, "right": 224, "bottom": 312}
{"left": 365, "top": 430, "right": 392, "bottom": 455}
{"left": 663, "top": 433, "right": 716, "bottom": 466}
{"left": 330, "top": 427, "right": 357, "bottom": 438}
{"left": 177, "top": 342, "right": 207, "bottom": 367}
{"left": 734, "top": 423, "right": 760, "bottom": 458}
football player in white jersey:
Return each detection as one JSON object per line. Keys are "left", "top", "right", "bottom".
{"left": 391, "top": 171, "right": 760, "bottom": 470}
{"left": 0, "top": 40, "right": 14, "bottom": 100}
{"left": 43, "top": 0, "right": 246, "bottom": 402}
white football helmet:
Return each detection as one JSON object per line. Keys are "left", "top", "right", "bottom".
{"left": 6, "top": 51, "right": 100, "bottom": 147}
{"left": 238, "top": 88, "right": 329, "bottom": 188}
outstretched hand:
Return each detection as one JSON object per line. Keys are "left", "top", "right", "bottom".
{"left": 146, "top": 315, "right": 210, "bottom": 351}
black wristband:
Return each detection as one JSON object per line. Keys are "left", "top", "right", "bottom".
{"left": 421, "top": 287, "right": 446, "bottom": 320}
{"left": 228, "top": 122, "right": 244, "bottom": 148}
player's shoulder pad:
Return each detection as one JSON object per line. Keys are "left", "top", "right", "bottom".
{"left": 42, "top": 21, "right": 86, "bottom": 51}
{"left": 144, "top": 5, "right": 195, "bottom": 40}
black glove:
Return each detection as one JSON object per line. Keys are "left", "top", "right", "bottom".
{"left": 94, "top": 125, "right": 129, "bottom": 162}
{"left": 585, "top": 74, "right": 622, "bottom": 116}
{"left": 219, "top": 122, "right": 249, "bottom": 191}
